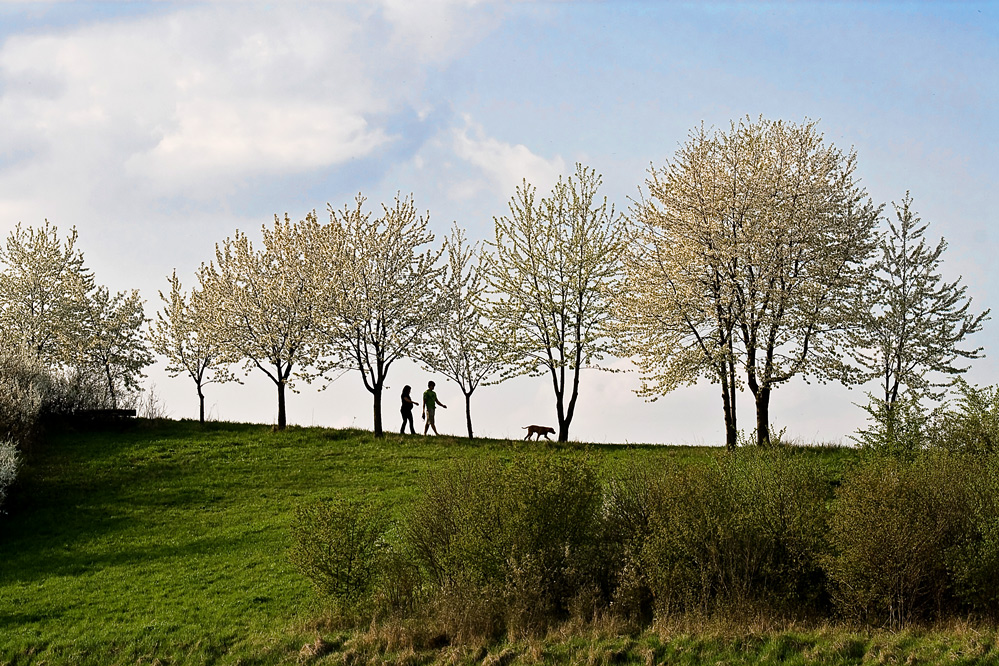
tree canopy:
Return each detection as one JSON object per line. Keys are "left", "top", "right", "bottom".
{"left": 626, "top": 118, "right": 881, "bottom": 446}
{"left": 486, "top": 163, "right": 625, "bottom": 442}
{"left": 853, "top": 193, "right": 989, "bottom": 410}
{"left": 316, "top": 195, "right": 446, "bottom": 438}
{"left": 197, "top": 213, "right": 324, "bottom": 429}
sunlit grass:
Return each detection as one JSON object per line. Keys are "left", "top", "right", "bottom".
{"left": 6, "top": 419, "right": 982, "bottom": 665}
{"left": 1, "top": 419, "right": 712, "bottom": 664}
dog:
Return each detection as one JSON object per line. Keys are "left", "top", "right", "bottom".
{"left": 523, "top": 425, "right": 556, "bottom": 440}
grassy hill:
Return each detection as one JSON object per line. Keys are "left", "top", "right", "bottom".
{"left": 1, "top": 420, "right": 996, "bottom": 665}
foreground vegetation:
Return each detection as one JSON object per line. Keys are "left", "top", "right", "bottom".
{"left": 4, "top": 420, "right": 999, "bottom": 665}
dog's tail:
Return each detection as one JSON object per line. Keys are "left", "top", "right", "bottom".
{"left": 521, "top": 426, "right": 528, "bottom": 430}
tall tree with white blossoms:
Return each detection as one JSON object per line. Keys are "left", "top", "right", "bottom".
{"left": 629, "top": 117, "right": 881, "bottom": 446}
{"left": 0, "top": 221, "right": 93, "bottom": 366}
{"left": 623, "top": 139, "right": 742, "bottom": 448}
{"left": 486, "top": 163, "right": 625, "bottom": 442}
{"left": 421, "top": 225, "right": 504, "bottom": 438}
{"left": 316, "top": 195, "right": 446, "bottom": 438}
{"left": 78, "top": 286, "right": 152, "bottom": 409}
{"left": 197, "top": 213, "right": 324, "bottom": 429}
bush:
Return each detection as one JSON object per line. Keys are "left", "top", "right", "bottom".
{"left": 614, "top": 448, "right": 832, "bottom": 619}
{"left": 0, "top": 350, "right": 48, "bottom": 448}
{"left": 289, "top": 496, "right": 388, "bottom": 610}
{"left": 931, "top": 379, "right": 999, "bottom": 454}
{"left": 823, "top": 452, "right": 974, "bottom": 626}
{"left": 947, "top": 451, "right": 999, "bottom": 614}
{"left": 0, "top": 438, "right": 20, "bottom": 511}
{"left": 852, "top": 393, "right": 928, "bottom": 456}
{"left": 0, "top": 348, "right": 119, "bottom": 446}
{"left": 404, "top": 455, "right": 604, "bottom": 638}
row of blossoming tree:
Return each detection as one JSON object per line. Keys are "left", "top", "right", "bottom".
{"left": 0, "top": 117, "right": 988, "bottom": 449}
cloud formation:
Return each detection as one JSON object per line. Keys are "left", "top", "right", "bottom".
{"left": 0, "top": 2, "right": 503, "bottom": 208}
{"left": 451, "top": 116, "right": 565, "bottom": 200}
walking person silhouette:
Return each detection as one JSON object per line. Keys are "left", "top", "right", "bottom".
{"left": 422, "top": 380, "right": 447, "bottom": 435}
{"left": 400, "top": 385, "right": 418, "bottom": 435}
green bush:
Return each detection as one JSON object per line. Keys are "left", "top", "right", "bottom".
{"left": 852, "top": 393, "right": 928, "bottom": 456}
{"left": 618, "top": 448, "right": 831, "bottom": 618}
{"left": 0, "top": 438, "right": 19, "bottom": 511}
{"left": 932, "top": 379, "right": 999, "bottom": 454}
{"left": 823, "top": 452, "right": 974, "bottom": 626}
{"left": 602, "top": 460, "right": 675, "bottom": 622}
{"left": 289, "top": 496, "right": 388, "bottom": 609}
{"left": 404, "top": 454, "right": 604, "bottom": 637}
{"left": 947, "top": 451, "right": 999, "bottom": 613}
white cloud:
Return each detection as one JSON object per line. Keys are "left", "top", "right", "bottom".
{"left": 451, "top": 115, "right": 565, "bottom": 199}
{"left": 0, "top": 2, "right": 496, "bottom": 204}
{"left": 125, "top": 98, "right": 389, "bottom": 190}
{"left": 379, "top": 0, "right": 502, "bottom": 64}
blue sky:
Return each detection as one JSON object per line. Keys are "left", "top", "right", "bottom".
{"left": 1, "top": 1, "right": 995, "bottom": 444}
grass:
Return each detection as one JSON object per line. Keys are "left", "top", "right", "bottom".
{"left": 3, "top": 419, "right": 992, "bottom": 665}
{"left": 1, "top": 419, "right": 713, "bottom": 664}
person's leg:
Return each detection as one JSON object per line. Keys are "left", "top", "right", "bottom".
{"left": 423, "top": 411, "right": 430, "bottom": 435}
{"left": 406, "top": 412, "right": 415, "bottom": 434}
{"left": 401, "top": 410, "right": 406, "bottom": 434}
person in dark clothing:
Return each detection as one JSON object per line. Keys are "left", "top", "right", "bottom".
{"left": 422, "top": 380, "right": 447, "bottom": 435}
{"left": 400, "top": 385, "right": 418, "bottom": 435}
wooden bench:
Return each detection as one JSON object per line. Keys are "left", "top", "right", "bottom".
{"left": 70, "top": 409, "right": 135, "bottom": 425}
{"left": 75, "top": 409, "right": 137, "bottom": 421}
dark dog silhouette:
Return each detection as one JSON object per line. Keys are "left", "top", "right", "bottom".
{"left": 523, "top": 425, "right": 555, "bottom": 440}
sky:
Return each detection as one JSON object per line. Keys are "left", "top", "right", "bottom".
{"left": 0, "top": 0, "right": 996, "bottom": 445}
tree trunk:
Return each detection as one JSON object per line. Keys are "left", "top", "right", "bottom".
{"left": 556, "top": 394, "right": 568, "bottom": 443}
{"left": 560, "top": 366, "right": 581, "bottom": 444}
{"left": 721, "top": 362, "right": 737, "bottom": 450}
{"left": 276, "top": 379, "right": 287, "bottom": 430}
{"left": 373, "top": 387, "right": 384, "bottom": 438}
{"left": 464, "top": 391, "right": 474, "bottom": 439}
{"left": 551, "top": 361, "right": 569, "bottom": 443}
{"left": 198, "top": 386, "right": 205, "bottom": 425}
{"left": 755, "top": 386, "right": 771, "bottom": 446}
{"left": 105, "top": 362, "right": 118, "bottom": 409}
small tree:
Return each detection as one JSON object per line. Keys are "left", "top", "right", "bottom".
{"left": 486, "top": 163, "right": 624, "bottom": 442}
{"left": 197, "top": 213, "right": 324, "bottom": 429}
{"left": 854, "top": 193, "right": 989, "bottom": 410}
{"left": 78, "top": 286, "right": 152, "bottom": 409}
{"left": 149, "top": 271, "right": 227, "bottom": 423}
{"left": 421, "top": 226, "right": 504, "bottom": 438}
{"left": 316, "top": 195, "right": 446, "bottom": 438}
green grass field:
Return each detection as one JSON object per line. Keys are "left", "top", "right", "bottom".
{"left": 2, "top": 420, "right": 997, "bottom": 665}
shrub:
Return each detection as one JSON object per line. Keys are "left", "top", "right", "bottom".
{"left": 404, "top": 454, "right": 604, "bottom": 637}
{"left": 602, "top": 460, "right": 674, "bottom": 623}
{"left": 947, "top": 451, "right": 999, "bottom": 614}
{"left": 0, "top": 438, "right": 20, "bottom": 511}
{"left": 823, "top": 451, "right": 974, "bottom": 626}
{"left": 852, "top": 393, "right": 928, "bottom": 456}
{"left": 618, "top": 448, "right": 831, "bottom": 619}
{"left": 289, "top": 496, "right": 388, "bottom": 610}
{"left": 931, "top": 379, "right": 999, "bottom": 454}
{"left": 0, "top": 350, "right": 47, "bottom": 448}
{"left": 42, "top": 365, "right": 119, "bottom": 416}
